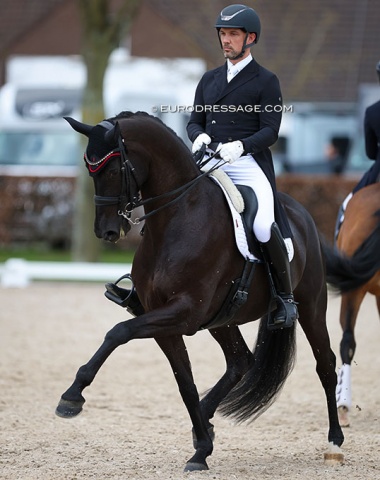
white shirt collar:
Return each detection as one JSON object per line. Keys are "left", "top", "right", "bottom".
{"left": 227, "top": 53, "right": 253, "bottom": 75}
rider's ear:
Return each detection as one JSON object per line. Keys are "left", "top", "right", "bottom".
{"left": 104, "top": 121, "right": 121, "bottom": 146}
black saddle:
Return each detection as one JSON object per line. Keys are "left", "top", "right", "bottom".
{"left": 236, "top": 184, "right": 262, "bottom": 259}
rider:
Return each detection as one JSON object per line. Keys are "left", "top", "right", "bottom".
{"left": 187, "top": 4, "right": 298, "bottom": 330}
{"left": 335, "top": 60, "right": 380, "bottom": 239}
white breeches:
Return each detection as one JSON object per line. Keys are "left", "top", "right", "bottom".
{"left": 206, "top": 153, "right": 274, "bottom": 243}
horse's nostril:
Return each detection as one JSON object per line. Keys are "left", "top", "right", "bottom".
{"left": 104, "top": 231, "right": 119, "bottom": 243}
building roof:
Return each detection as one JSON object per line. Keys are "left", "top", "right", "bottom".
{"left": 0, "top": 0, "right": 379, "bottom": 102}
{"left": 0, "top": 0, "right": 64, "bottom": 53}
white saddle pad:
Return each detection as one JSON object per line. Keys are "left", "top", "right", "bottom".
{"left": 208, "top": 169, "right": 294, "bottom": 262}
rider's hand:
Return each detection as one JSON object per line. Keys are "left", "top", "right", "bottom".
{"left": 192, "top": 133, "right": 211, "bottom": 153}
{"left": 218, "top": 141, "right": 244, "bottom": 163}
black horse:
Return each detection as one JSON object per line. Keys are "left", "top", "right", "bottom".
{"left": 56, "top": 111, "right": 344, "bottom": 472}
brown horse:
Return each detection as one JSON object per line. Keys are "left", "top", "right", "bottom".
{"left": 55, "top": 111, "right": 344, "bottom": 472}
{"left": 325, "top": 183, "right": 380, "bottom": 427}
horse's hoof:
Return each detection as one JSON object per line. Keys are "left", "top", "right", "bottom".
{"left": 324, "top": 443, "right": 345, "bottom": 465}
{"left": 324, "top": 452, "right": 345, "bottom": 465}
{"left": 55, "top": 397, "right": 85, "bottom": 418}
{"left": 184, "top": 461, "right": 209, "bottom": 472}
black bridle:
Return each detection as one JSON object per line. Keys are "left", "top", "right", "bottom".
{"left": 87, "top": 135, "right": 141, "bottom": 223}
{"left": 85, "top": 129, "right": 226, "bottom": 225}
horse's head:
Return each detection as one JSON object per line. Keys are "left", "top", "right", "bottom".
{"left": 65, "top": 116, "right": 140, "bottom": 242}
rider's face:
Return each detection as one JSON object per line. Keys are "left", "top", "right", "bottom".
{"left": 219, "top": 28, "right": 256, "bottom": 63}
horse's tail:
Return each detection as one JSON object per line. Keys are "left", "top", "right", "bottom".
{"left": 218, "top": 317, "right": 296, "bottom": 423}
{"left": 322, "top": 222, "right": 380, "bottom": 294}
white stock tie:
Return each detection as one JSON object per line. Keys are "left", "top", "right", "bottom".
{"left": 227, "top": 65, "right": 239, "bottom": 83}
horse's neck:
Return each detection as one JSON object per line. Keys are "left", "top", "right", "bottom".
{"left": 141, "top": 145, "right": 200, "bottom": 197}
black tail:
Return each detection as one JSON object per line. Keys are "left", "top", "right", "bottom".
{"left": 322, "top": 222, "right": 380, "bottom": 294}
{"left": 218, "top": 317, "right": 296, "bottom": 423}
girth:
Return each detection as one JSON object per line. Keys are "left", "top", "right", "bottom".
{"left": 200, "top": 258, "right": 257, "bottom": 330}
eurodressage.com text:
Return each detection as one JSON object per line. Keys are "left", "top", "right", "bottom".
{"left": 152, "top": 104, "right": 294, "bottom": 114}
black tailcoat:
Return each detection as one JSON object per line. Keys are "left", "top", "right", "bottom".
{"left": 354, "top": 99, "right": 380, "bottom": 192}
{"left": 187, "top": 58, "right": 291, "bottom": 237}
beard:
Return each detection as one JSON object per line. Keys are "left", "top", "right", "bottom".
{"left": 223, "top": 46, "right": 242, "bottom": 60}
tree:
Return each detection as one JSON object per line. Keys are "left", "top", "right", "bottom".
{"left": 72, "top": 0, "right": 140, "bottom": 261}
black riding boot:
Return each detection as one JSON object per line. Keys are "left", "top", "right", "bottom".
{"left": 261, "top": 223, "right": 298, "bottom": 330}
{"left": 104, "top": 274, "right": 145, "bottom": 317}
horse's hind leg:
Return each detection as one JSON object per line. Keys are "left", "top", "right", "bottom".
{"left": 336, "top": 289, "right": 365, "bottom": 427}
{"left": 339, "top": 290, "right": 364, "bottom": 364}
{"left": 299, "top": 299, "right": 344, "bottom": 448}
{"left": 155, "top": 336, "right": 213, "bottom": 471}
{"left": 193, "top": 325, "right": 253, "bottom": 445}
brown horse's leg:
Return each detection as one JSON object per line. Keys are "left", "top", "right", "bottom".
{"left": 199, "top": 326, "right": 253, "bottom": 424}
{"left": 339, "top": 290, "right": 365, "bottom": 365}
{"left": 155, "top": 335, "right": 213, "bottom": 471}
{"left": 336, "top": 289, "right": 366, "bottom": 426}
{"left": 298, "top": 298, "right": 344, "bottom": 447}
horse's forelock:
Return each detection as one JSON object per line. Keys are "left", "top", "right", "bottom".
{"left": 86, "top": 122, "right": 117, "bottom": 163}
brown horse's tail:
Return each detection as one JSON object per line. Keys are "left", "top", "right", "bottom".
{"left": 322, "top": 222, "right": 380, "bottom": 293}
{"left": 218, "top": 317, "right": 296, "bottom": 423}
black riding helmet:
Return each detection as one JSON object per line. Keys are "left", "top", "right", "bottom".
{"left": 215, "top": 4, "right": 261, "bottom": 60}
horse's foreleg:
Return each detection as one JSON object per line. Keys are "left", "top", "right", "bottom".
{"left": 56, "top": 304, "right": 214, "bottom": 471}
{"left": 56, "top": 303, "right": 199, "bottom": 418}
{"left": 56, "top": 319, "right": 133, "bottom": 418}
{"left": 200, "top": 326, "right": 253, "bottom": 424}
{"left": 155, "top": 335, "right": 213, "bottom": 472}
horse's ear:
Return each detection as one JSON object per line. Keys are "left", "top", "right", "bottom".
{"left": 64, "top": 116, "right": 93, "bottom": 137}
{"left": 104, "top": 121, "right": 121, "bottom": 145}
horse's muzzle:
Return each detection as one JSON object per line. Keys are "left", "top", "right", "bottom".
{"left": 102, "top": 230, "right": 120, "bottom": 243}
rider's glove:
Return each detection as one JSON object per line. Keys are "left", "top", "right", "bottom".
{"left": 192, "top": 133, "right": 211, "bottom": 153}
{"left": 218, "top": 141, "right": 244, "bottom": 163}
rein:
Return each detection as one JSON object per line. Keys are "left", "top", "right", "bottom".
{"left": 135, "top": 150, "right": 225, "bottom": 223}
{"left": 88, "top": 132, "right": 226, "bottom": 225}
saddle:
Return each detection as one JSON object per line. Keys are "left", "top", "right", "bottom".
{"left": 235, "top": 184, "right": 261, "bottom": 259}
